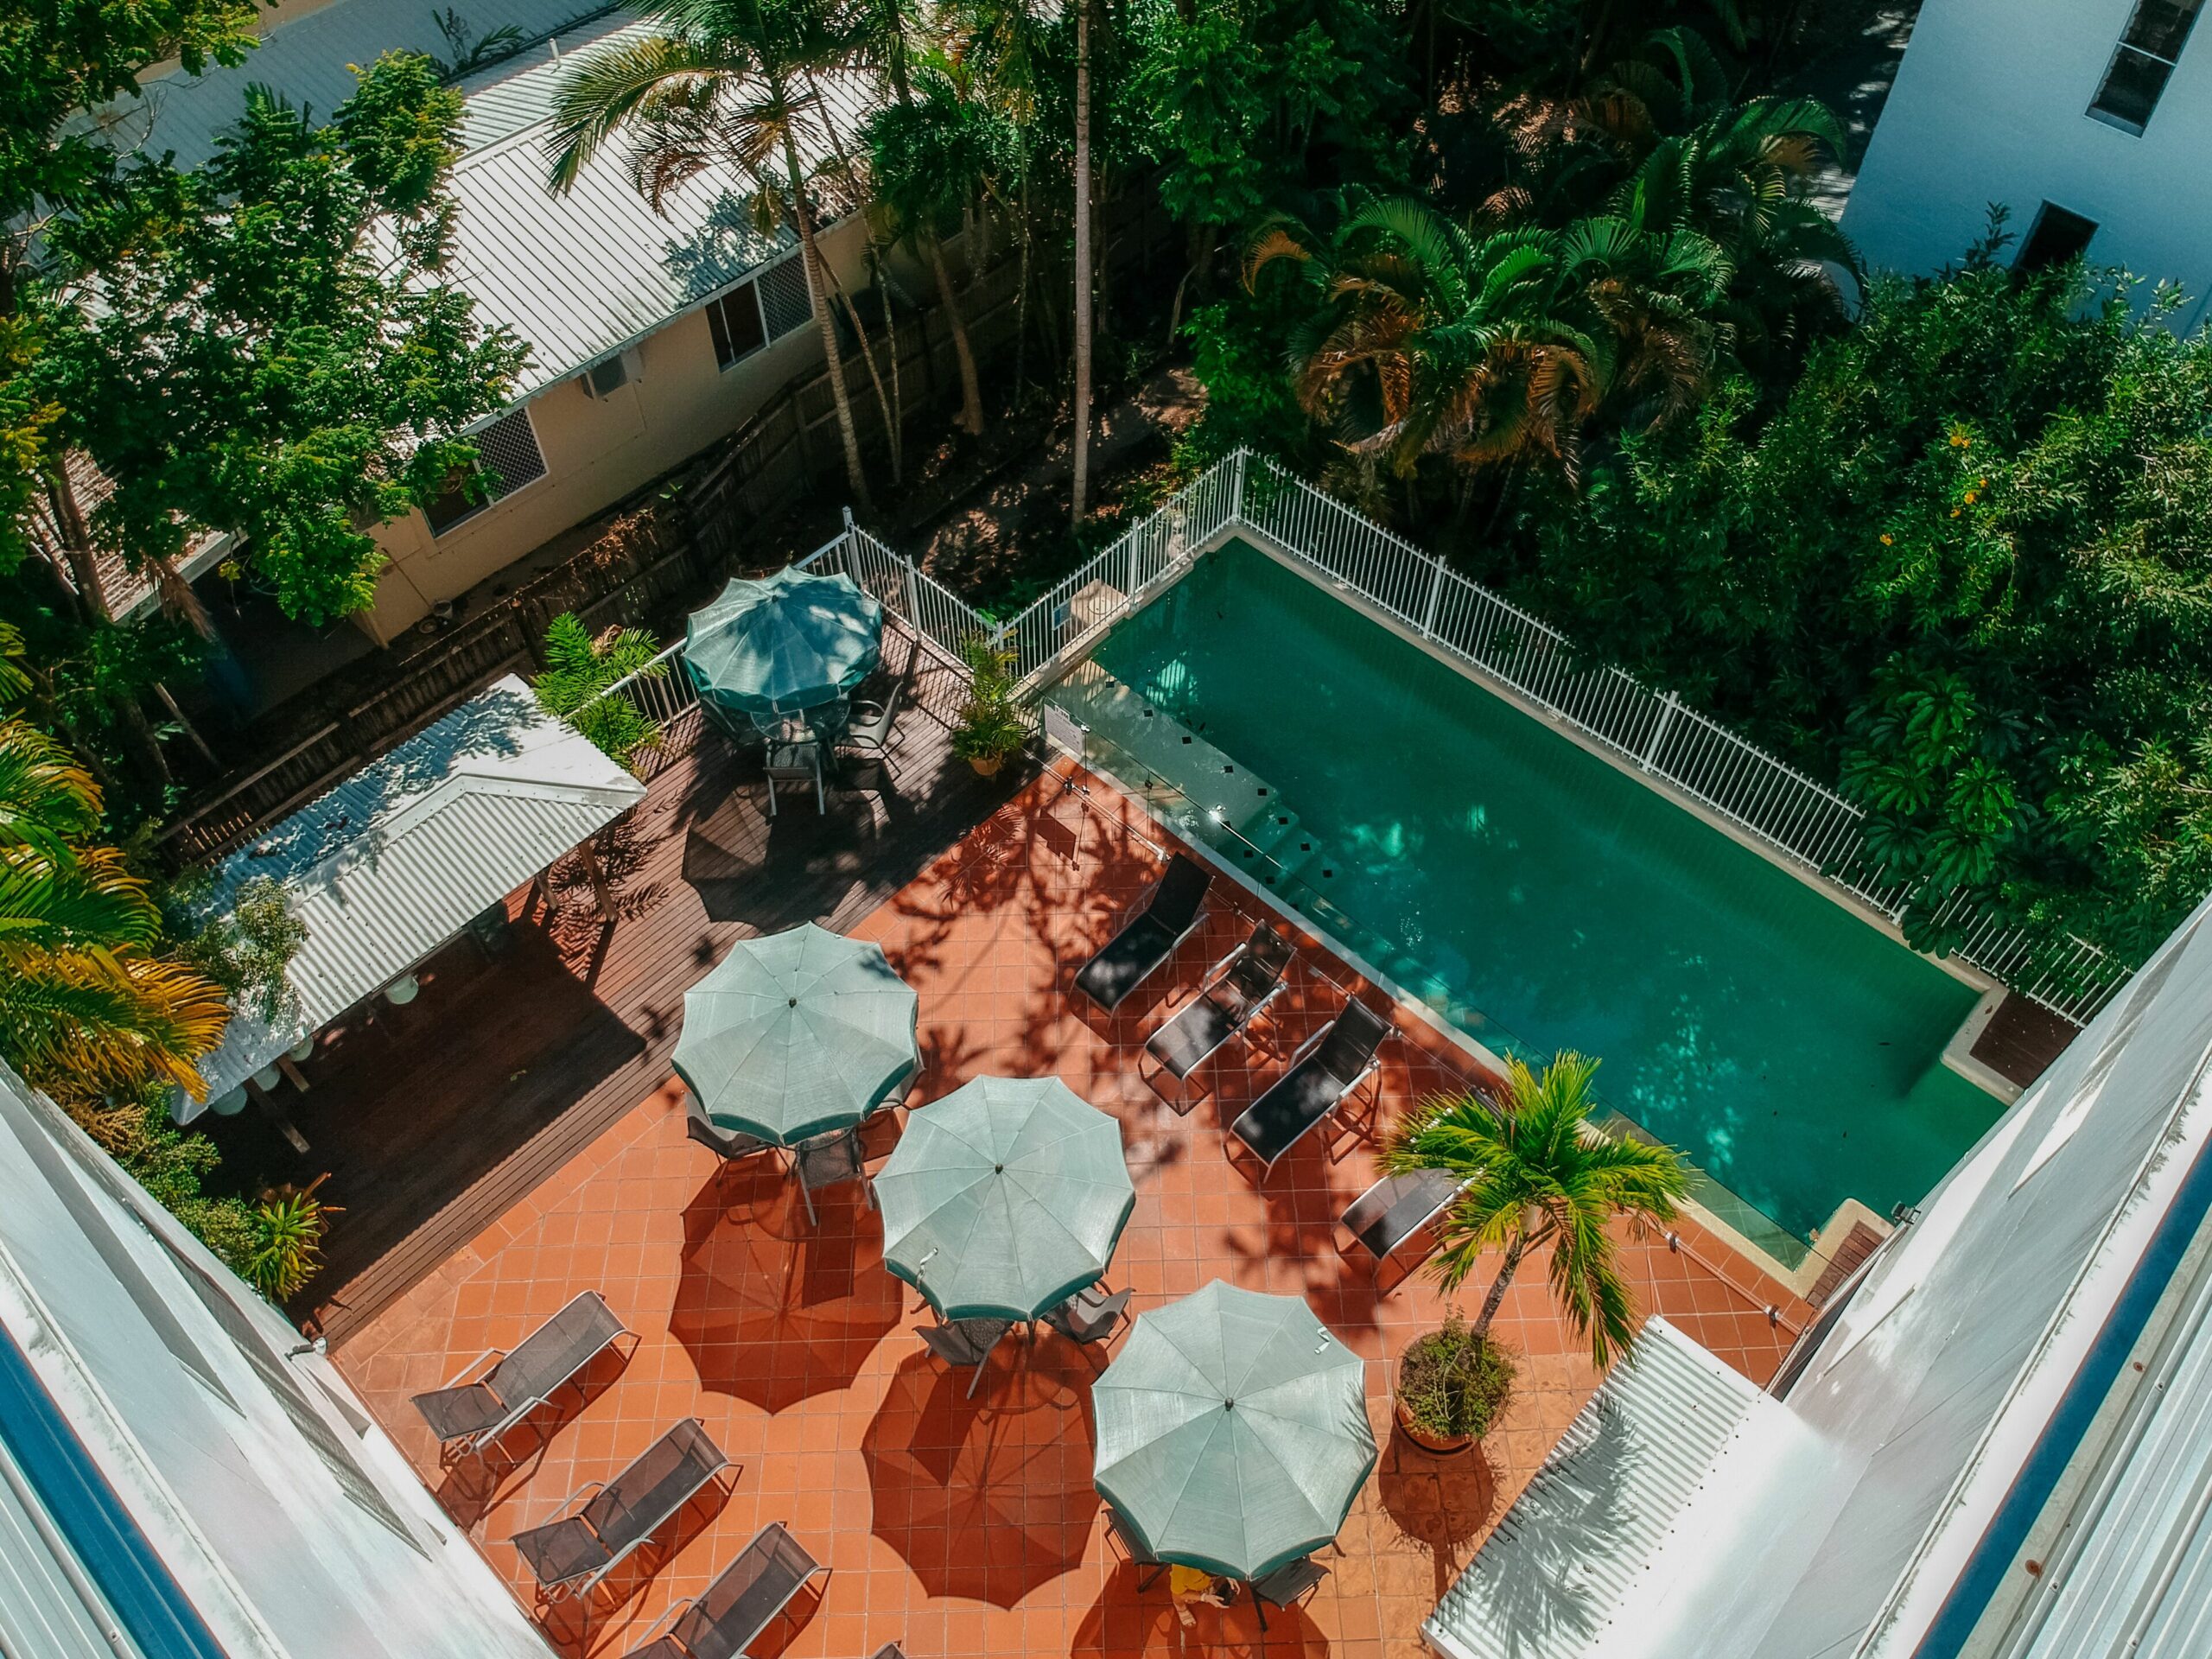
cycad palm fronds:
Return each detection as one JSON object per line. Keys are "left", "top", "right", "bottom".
{"left": 1384, "top": 1050, "right": 1694, "bottom": 1370}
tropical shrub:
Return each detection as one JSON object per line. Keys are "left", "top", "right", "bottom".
{"left": 241, "top": 1179, "right": 334, "bottom": 1302}
{"left": 532, "top": 613, "right": 665, "bottom": 772}
{"left": 951, "top": 635, "right": 1027, "bottom": 767}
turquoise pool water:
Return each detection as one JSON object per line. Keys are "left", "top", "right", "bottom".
{"left": 1060, "top": 539, "right": 2003, "bottom": 1247}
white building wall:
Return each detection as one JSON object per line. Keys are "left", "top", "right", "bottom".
{"left": 1511, "top": 887, "right": 2212, "bottom": 1659}
{"left": 0, "top": 1065, "right": 552, "bottom": 1659}
{"left": 1844, "top": 0, "right": 2212, "bottom": 321}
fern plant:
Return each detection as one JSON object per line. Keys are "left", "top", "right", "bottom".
{"left": 532, "top": 613, "right": 667, "bottom": 772}
{"left": 244, "top": 1178, "right": 338, "bottom": 1302}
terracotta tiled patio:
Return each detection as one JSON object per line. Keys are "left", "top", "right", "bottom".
{"left": 337, "top": 765, "right": 1802, "bottom": 1659}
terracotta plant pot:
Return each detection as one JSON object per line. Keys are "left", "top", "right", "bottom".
{"left": 1394, "top": 1395, "right": 1476, "bottom": 1456}
{"left": 968, "top": 753, "right": 1007, "bottom": 778}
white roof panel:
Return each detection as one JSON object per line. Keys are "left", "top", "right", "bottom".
{"left": 1424, "top": 1319, "right": 1762, "bottom": 1659}
{"left": 183, "top": 675, "right": 645, "bottom": 1112}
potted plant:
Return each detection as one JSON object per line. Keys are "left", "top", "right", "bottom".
{"left": 1384, "top": 1050, "right": 1694, "bottom": 1382}
{"left": 1395, "top": 1313, "right": 1515, "bottom": 1454}
{"left": 953, "top": 635, "right": 1027, "bottom": 777}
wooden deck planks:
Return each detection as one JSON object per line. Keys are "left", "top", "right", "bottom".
{"left": 199, "top": 630, "right": 1025, "bottom": 1347}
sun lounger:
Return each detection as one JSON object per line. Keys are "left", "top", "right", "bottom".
{"left": 1338, "top": 1168, "right": 1465, "bottom": 1281}
{"left": 619, "top": 1521, "right": 828, "bottom": 1659}
{"left": 1072, "top": 853, "right": 1212, "bottom": 1013}
{"left": 1142, "top": 920, "right": 1295, "bottom": 1103}
{"left": 1250, "top": 1557, "right": 1328, "bottom": 1628}
{"left": 918, "top": 1316, "right": 1015, "bottom": 1398}
{"left": 512, "top": 1418, "right": 730, "bottom": 1600}
{"left": 411, "top": 1290, "right": 629, "bottom": 1458}
{"left": 1230, "top": 1001, "right": 1393, "bottom": 1174}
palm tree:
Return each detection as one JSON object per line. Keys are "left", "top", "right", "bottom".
{"left": 1249, "top": 194, "right": 1606, "bottom": 480}
{"left": 1068, "top": 0, "right": 1094, "bottom": 527}
{"left": 1383, "top": 1051, "right": 1693, "bottom": 1370}
{"left": 0, "top": 712, "right": 230, "bottom": 1105}
{"left": 546, "top": 0, "right": 876, "bottom": 512}
{"left": 1557, "top": 213, "right": 1732, "bottom": 429}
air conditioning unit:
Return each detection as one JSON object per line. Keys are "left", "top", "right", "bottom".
{"left": 577, "top": 346, "right": 643, "bottom": 399}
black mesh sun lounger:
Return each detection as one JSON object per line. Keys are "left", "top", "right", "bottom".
{"left": 1143, "top": 920, "right": 1295, "bottom": 1099}
{"left": 1073, "top": 853, "right": 1212, "bottom": 1013}
{"left": 620, "top": 1521, "right": 829, "bottom": 1659}
{"left": 411, "top": 1290, "right": 629, "bottom": 1458}
{"left": 512, "top": 1418, "right": 730, "bottom": 1600}
{"left": 1230, "top": 1001, "right": 1393, "bottom": 1174}
{"left": 1339, "top": 1168, "right": 1465, "bottom": 1279}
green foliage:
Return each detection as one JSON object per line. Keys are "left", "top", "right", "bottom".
{"left": 1385, "top": 1051, "right": 1691, "bottom": 1370}
{"left": 241, "top": 1183, "right": 331, "bottom": 1301}
{"left": 532, "top": 613, "right": 666, "bottom": 772}
{"left": 951, "top": 634, "right": 1027, "bottom": 765}
{"left": 1397, "top": 1313, "right": 1516, "bottom": 1440}
{"left": 172, "top": 873, "right": 308, "bottom": 1023}
{"left": 862, "top": 59, "right": 1023, "bottom": 244}
{"left": 1127, "top": 0, "right": 1412, "bottom": 234}
{"left": 38, "top": 52, "right": 525, "bottom": 624}
{"left": 1522, "top": 248, "right": 2212, "bottom": 970}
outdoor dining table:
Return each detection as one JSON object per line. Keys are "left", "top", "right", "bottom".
{"left": 684, "top": 568, "right": 882, "bottom": 741}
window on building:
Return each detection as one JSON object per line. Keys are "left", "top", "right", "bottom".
{"left": 704, "top": 254, "right": 814, "bottom": 371}
{"left": 2090, "top": 0, "right": 2205, "bottom": 131}
{"left": 423, "top": 406, "right": 547, "bottom": 536}
{"left": 2015, "top": 203, "right": 2100, "bottom": 271}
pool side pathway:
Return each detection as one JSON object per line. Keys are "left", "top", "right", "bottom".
{"left": 336, "top": 764, "right": 1804, "bottom": 1659}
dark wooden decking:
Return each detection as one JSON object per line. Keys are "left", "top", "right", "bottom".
{"left": 1971, "top": 990, "right": 2079, "bottom": 1090}
{"left": 202, "top": 628, "right": 1027, "bottom": 1346}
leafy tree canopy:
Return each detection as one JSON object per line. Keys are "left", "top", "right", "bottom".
{"left": 33, "top": 51, "right": 526, "bottom": 624}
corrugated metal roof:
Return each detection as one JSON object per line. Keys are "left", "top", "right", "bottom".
{"left": 113, "top": 2, "right": 875, "bottom": 402}
{"left": 111, "top": 1, "right": 617, "bottom": 171}
{"left": 1423, "top": 1318, "right": 1761, "bottom": 1659}
{"left": 182, "top": 675, "right": 645, "bottom": 1114}
{"left": 0, "top": 1433, "right": 150, "bottom": 1659}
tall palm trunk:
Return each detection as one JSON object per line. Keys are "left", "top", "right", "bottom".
{"left": 786, "top": 140, "right": 873, "bottom": 514}
{"left": 807, "top": 85, "right": 906, "bottom": 482}
{"left": 1472, "top": 1233, "right": 1529, "bottom": 1340}
{"left": 1013, "top": 164, "right": 1033, "bottom": 402}
{"left": 931, "top": 235, "right": 986, "bottom": 435}
{"left": 1070, "top": 0, "right": 1094, "bottom": 528}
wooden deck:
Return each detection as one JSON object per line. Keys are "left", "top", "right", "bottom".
{"left": 202, "top": 629, "right": 1027, "bottom": 1346}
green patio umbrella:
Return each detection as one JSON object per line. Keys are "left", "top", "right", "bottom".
{"left": 877, "top": 1077, "right": 1136, "bottom": 1321}
{"left": 672, "top": 924, "right": 918, "bottom": 1147}
{"left": 683, "top": 567, "right": 883, "bottom": 720}
{"left": 1092, "top": 1281, "right": 1376, "bottom": 1581}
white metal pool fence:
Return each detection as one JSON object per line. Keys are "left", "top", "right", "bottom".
{"left": 579, "top": 452, "right": 2129, "bottom": 1023}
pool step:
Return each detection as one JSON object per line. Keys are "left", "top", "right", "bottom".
{"left": 1049, "top": 664, "right": 1334, "bottom": 892}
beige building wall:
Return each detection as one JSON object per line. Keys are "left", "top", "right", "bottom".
{"left": 358, "top": 214, "right": 874, "bottom": 645}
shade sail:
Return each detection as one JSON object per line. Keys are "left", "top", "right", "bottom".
{"left": 876, "top": 1077, "right": 1136, "bottom": 1322}
{"left": 672, "top": 924, "right": 918, "bottom": 1146}
{"left": 1091, "top": 1281, "right": 1377, "bottom": 1580}
{"left": 683, "top": 567, "right": 882, "bottom": 717}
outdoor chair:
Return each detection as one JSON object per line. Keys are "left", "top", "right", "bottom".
{"left": 1250, "top": 1557, "right": 1329, "bottom": 1629}
{"left": 793, "top": 1125, "right": 874, "bottom": 1224}
{"left": 764, "top": 734, "right": 827, "bottom": 817}
{"left": 617, "top": 1520, "right": 828, "bottom": 1659}
{"left": 1338, "top": 1168, "right": 1464, "bottom": 1285}
{"left": 1043, "top": 1284, "right": 1131, "bottom": 1353}
{"left": 411, "top": 1289, "right": 630, "bottom": 1459}
{"left": 512, "top": 1417, "right": 731, "bottom": 1601}
{"left": 1229, "top": 1001, "right": 1394, "bottom": 1176}
{"left": 1103, "top": 1504, "right": 1166, "bottom": 1591}
{"left": 918, "top": 1315, "right": 1015, "bottom": 1399}
{"left": 1072, "top": 853, "right": 1213, "bottom": 1014}
{"left": 1141, "top": 920, "right": 1296, "bottom": 1105}
{"left": 836, "top": 667, "right": 906, "bottom": 777}
{"left": 684, "top": 1096, "right": 776, "bottom": 1166}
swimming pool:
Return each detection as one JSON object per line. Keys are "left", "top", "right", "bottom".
{"left": 1052, "top": 538, "right": 2004, "bottom": 1253}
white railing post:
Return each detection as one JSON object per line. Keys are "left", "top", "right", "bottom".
{"left": 1231, "top": 448, "right": 1249, "bottom": 522}
{"left": 1127, "top": 534, "right": 1140, "bottom": 601}
{"left": 1419, "top": 559, "right": 1445, "bottom": 639}
{"left": 901, "top": 557, "right": 920, "bottom": 627}
{"left": 1640, "top": 692, "right": 1679, "bottom": 772}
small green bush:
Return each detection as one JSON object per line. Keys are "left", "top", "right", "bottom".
{"left": 1398, "top": 1314, "right": 1516, "bottom": 1440}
